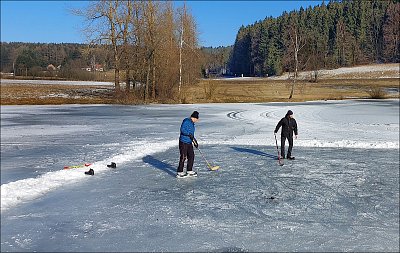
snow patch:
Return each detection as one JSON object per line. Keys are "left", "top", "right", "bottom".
{"left": 1, "top": 139, "right": 177, "bottom": 212}
{"left": 0, "top": 79, "right": 114, "bottom": 86}
{"left": 203, "top": 138, "right": 399, "bottom": 149}
{"left": 269, "top": 63, "right": 400, "bottom": 80}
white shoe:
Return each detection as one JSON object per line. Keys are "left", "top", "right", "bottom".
{"left": 176, "top": 172, "right": 188, "bottom": 178}
{"left": 187, "top": 171, "right": 197, "bottom": 177}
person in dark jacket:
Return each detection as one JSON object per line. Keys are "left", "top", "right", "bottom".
{"left": 274, "top": 110, "right": 298, "bottom": 160}
{"left": 177, "top": 111, "right": 199, "bottom": 178}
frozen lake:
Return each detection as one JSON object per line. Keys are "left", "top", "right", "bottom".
{"left": 1, "top": 99, "right": 399, "bottom": 252}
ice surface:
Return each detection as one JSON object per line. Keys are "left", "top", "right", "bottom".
{"left": 1, "top": 99, "right": 399, "bottom": 252}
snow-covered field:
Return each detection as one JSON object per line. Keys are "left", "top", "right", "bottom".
{"left": 271, "top": 63, "right": 400, "bottom": 80}
{"left": 218, "top": 63, "right": 399, "bottom": 81}
{"left": 1, "top": 99, "right": 399, "bottom": 252}
{"left": 0, "top": 79, "right": 114, "bottom": 86}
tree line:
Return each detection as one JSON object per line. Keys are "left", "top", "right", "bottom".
{"left": 0, "top": 42, "right": 110, "bottom": 80}
{"left": 228, "top": 0, "right": 400, "bottom": 78}
{"left": 1, "top": 42, "right": 228, "bottom": 81}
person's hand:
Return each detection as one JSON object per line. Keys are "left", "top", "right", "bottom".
{"left": 189, "top": 134, "right": 194, "bottom": 141}
{"left": 192, "top": 137, "right": 199, "bottom": 148}
{"left": 295, "top": 135, "right": 298, "bottom": 139}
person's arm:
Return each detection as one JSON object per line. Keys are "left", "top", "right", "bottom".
{"left": 184, "top": 122, "right": 197, "bottom": 147}
{"left": 294, "top": 119, "right": 298, "bottom": 138}
{"left": 274, "top": 119, "right": 282, "bottom": 133}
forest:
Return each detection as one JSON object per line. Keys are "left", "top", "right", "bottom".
{"left": 229, "top": 0, "right": 399, "bottom": 77}
{"left": 1, "top": 42, "right": 102, "bottom": 79}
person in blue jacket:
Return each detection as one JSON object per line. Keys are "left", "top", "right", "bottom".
{"left": 177, "top": 111, "right": 199, "bottom": 178}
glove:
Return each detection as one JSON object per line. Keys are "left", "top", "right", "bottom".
{"left": 188, "top": 134, "right": 194, "bottom": 141}
{"left": 192, "top": 137, "right": 198, "bottom": 148}
{"left": 274, "top": 130, "right": 278, "bottom": 134}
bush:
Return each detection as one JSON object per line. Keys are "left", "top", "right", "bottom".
{"left": 59, "top": 69, "right": 95, "bottom": 81}
{"left": 366, "top": 86, "right": 387, "bottom": 99}
{"left": 203, "top": 80, "right": 219, "bottom": 100}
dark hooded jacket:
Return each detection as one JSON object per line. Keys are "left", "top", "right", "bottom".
{"left": 274, "top": 112, "right": 298, "bottom": 137}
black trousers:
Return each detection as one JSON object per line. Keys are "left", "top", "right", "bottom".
{"left": 177, "top": 141, "right": 194, "bottom": 173}
{"left": 281, "top": 135, "right": 293, "bottom": 158}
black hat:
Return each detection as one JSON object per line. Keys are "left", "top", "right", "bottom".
{"left": 191, "top": 111, "right": 199, "bottom": 119}
{"left": 286, "top": 110, "right": 293, "bottom": 116}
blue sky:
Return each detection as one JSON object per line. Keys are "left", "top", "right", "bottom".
{"left": 1, "top": 1, "right": 322, "bottom": 47}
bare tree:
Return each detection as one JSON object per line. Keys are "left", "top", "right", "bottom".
{"left": 178, "top": 3, "right": 201, "bottom": 100}
{"left": 285, "top": 17, "right": 306, "bottom": 99}
{"left": 141, "top": 1, "right": 159, "bottom": 102}
{"left": 129, "top": 0, "right": 147, "bottom": 99}
{"left": 74, "top": 0, "right": 127, "bottom": 94}
{"left": 157, "top": 2, "right": 179, "bottom": 99}
{"left": 119, "top": 0, "right": 133, "bottom": 93}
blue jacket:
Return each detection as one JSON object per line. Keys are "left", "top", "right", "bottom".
{"left": 179, "top": 117, "right": 195, "bottom": 144}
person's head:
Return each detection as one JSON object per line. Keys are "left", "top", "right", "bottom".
{"left": 286, "top": 110, "right": 294, "bottom": 118}
{"left": 190, "top": 111, "right": 199, "bottom": 123}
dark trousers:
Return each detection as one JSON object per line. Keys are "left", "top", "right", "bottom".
{"left": 281, "top": 135, "right": 293, "bottom": 158}
{"left": 177, "top": 141, "right": 194, "bottom": 173}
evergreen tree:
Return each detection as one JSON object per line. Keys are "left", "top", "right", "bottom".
{"left": 229, "top": 25, "right": 252, "bottom": 76}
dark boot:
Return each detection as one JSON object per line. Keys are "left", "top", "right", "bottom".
{"left": 85, "top": 168, "right": 94, "bottom": 175}
{"left": 107, "top": 162, "right": 117, "bottom": 168}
